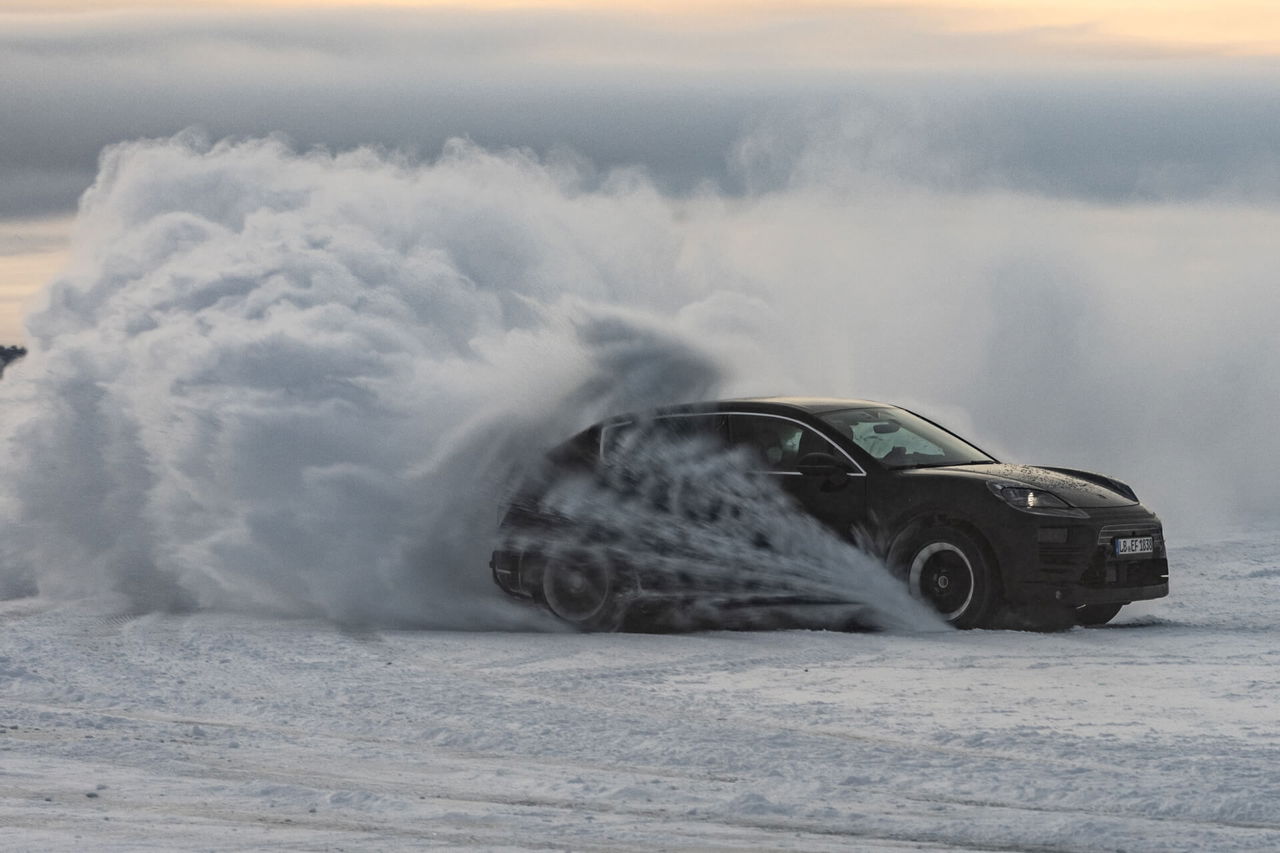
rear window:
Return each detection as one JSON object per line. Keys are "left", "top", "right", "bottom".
{"left": 600, "top": 414, "right": 727, "bottom": 461}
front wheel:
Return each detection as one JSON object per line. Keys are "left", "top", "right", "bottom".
{"left": 540, "top": 554, "right": 628, "bottom": 632}
{"left": 904, "top": 526, "right": 999, "bottom": 629}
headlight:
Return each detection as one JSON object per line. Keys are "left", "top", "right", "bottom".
{"left": 987, "top": 481, "right": 1088, "bottom": 518}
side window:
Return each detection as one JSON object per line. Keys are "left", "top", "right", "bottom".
{"left": 600, "top": 414, "right": 728, "bottom": 462}
{"left": 727, "top": 415, "right": 839, "bottom": 472}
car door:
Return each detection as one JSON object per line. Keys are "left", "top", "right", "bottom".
{"left": 725, "top": 413, "right": 868, "bottom": 540}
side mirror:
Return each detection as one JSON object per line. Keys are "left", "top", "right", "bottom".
{"left": 796, "top": 452, "right": 853, "bottom": 481}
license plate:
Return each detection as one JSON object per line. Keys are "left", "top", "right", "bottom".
{"left": 1114, "top": 536, "right": 1154, "bottom": 557}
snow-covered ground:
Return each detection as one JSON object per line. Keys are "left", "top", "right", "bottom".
{"left": 2, "top": 528, "right": 1278, "bottom": 852}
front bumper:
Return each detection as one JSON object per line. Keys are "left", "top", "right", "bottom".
{"left": 1053, "top": 582, "right": 1168, "bottom": 607}
{"left": 490, "top": 549, "right": 532, "bottom": 598}
{"left": 1002, "top": 506, "right": 1169, "bottom": 607}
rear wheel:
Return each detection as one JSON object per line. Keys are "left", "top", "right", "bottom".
{"left": 541, "top": 555, "right": 628, "bottom": 632}
{"left": 905, "top": 526, "right": 999, "bottom": 629}
{"left": 1075, "top": 602, "right": 1124, "bottom": 626}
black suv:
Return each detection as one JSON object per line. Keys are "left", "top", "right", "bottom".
{"left": 491, "top": 397, "right": 1168, "bottom": 630}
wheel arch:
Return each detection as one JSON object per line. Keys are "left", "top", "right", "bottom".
{"left": 886, "top": 511, "right": 1004, "bottom": 596}
{"left": 518, "top": 550, "right": 551, "bottom": 603}
{"left": 519, "top": 544, "right": 641, "bottom": 606}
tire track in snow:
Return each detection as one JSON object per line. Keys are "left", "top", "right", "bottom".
{"left": 0, "top": 761, "right": 981, "bottom": 853}
{"left": 21, "top": 689, "right": 1264, "bottom": 848}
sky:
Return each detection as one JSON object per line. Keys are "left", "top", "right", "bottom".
{"left": 2, "top": 0, "right": 1279, "bottom": 338}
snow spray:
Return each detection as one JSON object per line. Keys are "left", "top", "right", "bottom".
{"left": 508, "top": 432, "right": 943, "bottom": 631}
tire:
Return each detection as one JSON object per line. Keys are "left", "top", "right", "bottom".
{"left": 904, "top": 525, "right": 999, "bottom": 629}
{"left": 1075, "top": 602, "right": 1124, "bottom": 626}
{"left": 540, "top": 554, "right": 628, "bottom": 632}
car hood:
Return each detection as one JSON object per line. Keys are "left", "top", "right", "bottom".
{"left": 916, "top": 463, "right": 1140, "bottom": 508}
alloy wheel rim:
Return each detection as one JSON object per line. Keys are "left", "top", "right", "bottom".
{"left": 909, "top": 542, "right": 976, "bottom": 621}
{"left": 545, "top": 562, "right": 610, "bottom": 622}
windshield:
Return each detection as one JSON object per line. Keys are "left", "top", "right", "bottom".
{"left": 818, "top": 407, "right": 995, "bottom": 470}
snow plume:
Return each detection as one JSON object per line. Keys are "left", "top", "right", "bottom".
{"left": 0, "top": 134, "right": 740, "bottom": 626}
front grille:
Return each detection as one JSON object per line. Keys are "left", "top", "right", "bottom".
{"left": 1096, "top": 523, "right": 1166, "bottom": 551}
{"left": 1075, "top": 523, "right": 1168, "bottom": 589}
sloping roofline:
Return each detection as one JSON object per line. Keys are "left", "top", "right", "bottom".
{"left": 609, "top": 396, "right": 896, "bottom": 425}
{"left": 723, "top": 396, "right": 889, "bottom": 413}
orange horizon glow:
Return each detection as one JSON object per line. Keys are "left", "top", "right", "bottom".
{"left": 9, "top": 1, "right": 1280, "bottom": 57}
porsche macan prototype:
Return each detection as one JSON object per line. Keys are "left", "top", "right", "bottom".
{"left": 490, "top": 398, "right": 1168, "bottom": 630}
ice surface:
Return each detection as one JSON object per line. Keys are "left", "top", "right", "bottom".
{"left": 0, "top": 530, "right": 1277, "bottom": 850}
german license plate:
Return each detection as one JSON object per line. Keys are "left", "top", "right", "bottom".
{"left": 1114, "top": 536, "right": 1154, "bottom": 557}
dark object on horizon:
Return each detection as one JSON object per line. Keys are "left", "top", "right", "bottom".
{"left": 491, "top": 397, "right": 1168, "bottom": 632}
{"left": 0, "top": 345, "right": 26, "bottom": 378}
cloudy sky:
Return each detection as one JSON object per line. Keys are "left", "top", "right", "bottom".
{"left": 3, "top": 0, "right": 1280, "bottom": 340}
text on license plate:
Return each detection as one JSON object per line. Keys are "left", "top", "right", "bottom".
{"left": 1114, "top": 536, "right": 1154, "bottom": 557}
